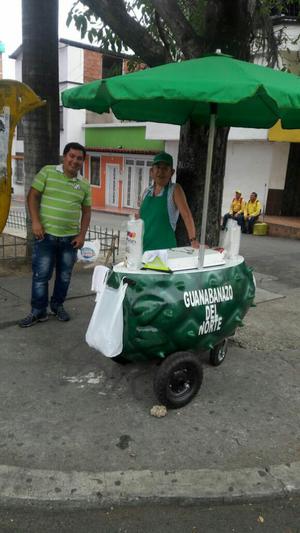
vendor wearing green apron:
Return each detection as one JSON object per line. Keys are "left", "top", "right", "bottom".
{"left": 140, "top": 152, "right": 200, "bottom": 252}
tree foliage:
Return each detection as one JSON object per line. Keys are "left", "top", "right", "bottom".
{"left": 67, "top": 0, "right": 300, "bottom": 241}
{"left": 67, "top": 0, "right": 297, "bottom": 63}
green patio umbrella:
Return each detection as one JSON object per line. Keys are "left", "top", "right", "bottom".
{"left": 62, "top": 53, "right": 300, "bottom": 264}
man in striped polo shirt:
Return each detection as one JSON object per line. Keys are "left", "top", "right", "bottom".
{"left": 19, "top": 142, "right": 91, "bottom": 327}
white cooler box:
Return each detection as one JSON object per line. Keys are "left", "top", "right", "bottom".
{"left": 142, "top": 247, "right": 225, "bottom": 272}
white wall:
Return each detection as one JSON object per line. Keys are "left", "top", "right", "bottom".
{"left": 146, "top": 122, "right": 180, "bottom": 140}
{"left": 59, "top": 82, "right": 85, "bottom": 151}
{"left": 59, "top": 44, "right": 85, "bottom": 151}
{"left": 59, "top": 43, "right": 84, "bottom": 84}
{"left": 9, "top": 43, "right": 87, "bottom": 200}
{"left": 165, "top": 140, "right": 179, "bottom": 180}
{"left": 268, "top": 142, "right": 290, "bottom": 189}
{"left": 146, "top": 122, "right": 289, "bottom": 216}
{"left": 14, "top": 53, "right": 22, "bottom": 82}
{"left": 228, "top": 127, "right": 268, "bottom": 141}
{"left": 222, "top": 140, "right": 289, "bottom": 215}
{"left": 146, "top": 123, "right": 180, "bottom": 180}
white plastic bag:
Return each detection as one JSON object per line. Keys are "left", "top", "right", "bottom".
{"left": 77, "top": 239, "right": 100, "bottom": 263}
{"left": 91, "top": 265, "right": 110, "bottom": 301}
{"left": 220, "top": 219, "right": 241, "bottom": 259}
{"left": 85, "top": 279, "right": 128, "bottom": 357}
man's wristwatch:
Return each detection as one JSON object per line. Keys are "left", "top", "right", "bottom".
{"left": 190, "top": 237, "right": 197, "bottom": 243}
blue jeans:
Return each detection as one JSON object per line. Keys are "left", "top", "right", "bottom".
{"left": 31, "top": 234, "right": 77, "bottom": 314}
{"left": 237, "top": 215, "right": 258, "bottom": 234}
{"left": 245, "top": 216, "right": 258, "bottom": 234}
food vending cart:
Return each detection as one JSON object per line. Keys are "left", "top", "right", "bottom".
{"left": 90, "top": 245, "right": 255, "bottom": 408}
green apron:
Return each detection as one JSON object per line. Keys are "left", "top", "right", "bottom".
{"left": 140, "top": 183, "right": 177, "bottom": 252}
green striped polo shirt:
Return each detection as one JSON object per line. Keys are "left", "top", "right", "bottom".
{"left": 31, "top": 164, "right": 91, "bottom": 237}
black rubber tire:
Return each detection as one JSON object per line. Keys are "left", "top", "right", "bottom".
{"left": 153, "top": 351, "right": 203, "bottom": 408}
{"left": 209, "top": 339, "right": 228, "bottom": 366}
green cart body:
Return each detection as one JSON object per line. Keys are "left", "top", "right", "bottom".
{"left": 106, "top": 255, "right": 255, "bottom": 407}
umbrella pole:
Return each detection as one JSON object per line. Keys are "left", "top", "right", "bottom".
{"left": 198, "top": 107, "right": 216, "bottom": 267}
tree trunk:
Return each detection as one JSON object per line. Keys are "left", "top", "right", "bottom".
{"left": 76, "top": 0, "right": 255, "bottom": 246}
{"left": 205, "top": 0, "right": 252, "bottom": 60}
{"left": 281, "top": 143, "right": 300, "bottom": 216}
{"left": 176, "top": 122, "right": 229, "bottom": 247}
{"left": 22, "top": 0, "right": 59, "bottom": 255}
{"left": 175, "top": 0, "right": 252, "bottom": 247}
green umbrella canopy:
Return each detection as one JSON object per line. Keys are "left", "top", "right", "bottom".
{"left": 62, "top": 53, "right": 300, "bottom": 129}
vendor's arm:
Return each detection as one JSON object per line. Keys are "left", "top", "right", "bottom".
{"left": 173, "top": 184, "right": 199, "bottom": 248}
{"left": 27, "top": 187, "right": 44, "bottom": 239}
{"left": 71, "top": 206, "right": 91, "bottom": 249}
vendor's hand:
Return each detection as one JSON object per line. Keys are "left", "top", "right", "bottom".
{"left": 71, "top": 234, "right": 85, "bottom": 249}
{"left": 32, "top": 221, "right": 45, "bottom": 240}
{"left": 191, "top": 239, "right": 200, "bottom": 249}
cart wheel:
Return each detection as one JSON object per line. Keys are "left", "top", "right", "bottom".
{"left": 209, "top": 339, "right": 228, "bottom": 366}
{"left": 153, "top": 351, "right": 203, "bottom": 408}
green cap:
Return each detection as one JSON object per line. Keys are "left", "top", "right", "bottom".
{"left": 152, "top": 151, "right": 173, "bottom": 167}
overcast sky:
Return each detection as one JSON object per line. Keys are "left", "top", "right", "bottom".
{"left": 0, "top": 0, "right": 87, "bottom": 78}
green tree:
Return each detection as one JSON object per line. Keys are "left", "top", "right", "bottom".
{"left": 68, "top": 0, "right": 299, "bottom": 241}
{"left": 22, "top": 0, "right": 59, "bottom": 252}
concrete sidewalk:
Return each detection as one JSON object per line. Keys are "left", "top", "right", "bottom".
{"left": 0, "top": 234, "right": 299, "bottom": 507}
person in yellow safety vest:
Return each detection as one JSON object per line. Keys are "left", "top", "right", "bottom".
{"left": 238, "top": 191, "right": 261, "bottom": 234}
{"left": 221, "top": 190, "right": 245, "bottom": 230}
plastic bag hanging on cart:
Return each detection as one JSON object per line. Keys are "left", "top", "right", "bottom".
{"left": 220, "top": 219, "right": 241, "bottom": 259}
{"left": 86, "top": 278, "right": 128, "bottom": 357}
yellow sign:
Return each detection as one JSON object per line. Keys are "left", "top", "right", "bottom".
{"left": 0, "top": 80, "right": 45, "bottom": 233}
{"left": 268, "top": 119, "right": 300, "bottom": 142}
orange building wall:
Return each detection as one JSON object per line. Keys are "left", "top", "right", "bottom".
{"left": 85, "top": 154, "right": 124, "bottom": 209}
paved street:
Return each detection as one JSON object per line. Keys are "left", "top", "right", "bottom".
{"left": 0, "top": 220, "right": 299, "bottom": 508}
{"left": 0, "top": 496, "right": 299, "bottom": 532}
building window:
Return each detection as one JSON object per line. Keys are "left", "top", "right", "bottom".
{"left": 124, "top": 158, "right": 153, "bottom": 208}
{"left": 90, "top": 155, "right": 101, "bottom": 186}
{"left": 137, "top": 166, "right": 144, "bottom": 205}
{"left": 17, "top": 119, "right": 24, "bottom": 140}
{"left": 102, "top": 55, "right": 123, "bottom": 78}
{"left": 14, "top": 158, "right": 24, "bottom": 184}
{"left": 147, "top": 160, "right": 153, "bottom": 186}
{"left": 126, "top": 166, "right": 132, "bottom": 206}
